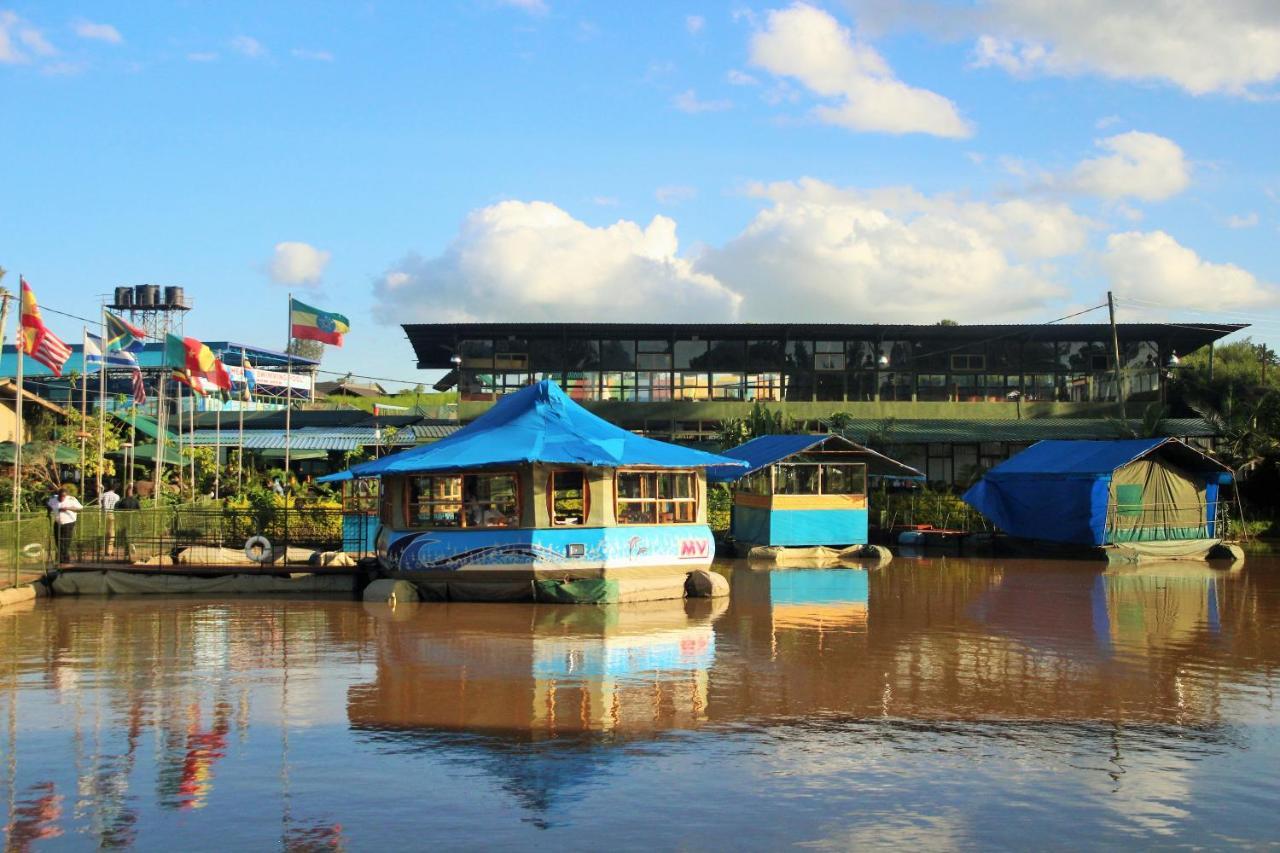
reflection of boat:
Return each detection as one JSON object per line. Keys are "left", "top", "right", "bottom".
{"left": 348, "top": 599, "right": 723, "bottom": 737}
{"left": 321, "top": 381, "right": 745, "bottom": 603}
{"left": 964, "top": 439, "right": 1238, "bottom": 562}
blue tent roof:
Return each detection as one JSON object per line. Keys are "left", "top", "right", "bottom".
{"left": 706, "top": 433, "right": 925, "bottom": 483}
{"left": 319, "top": 380, "right": 746, "bottom": 481}
{"left": 979, "top": 438, "right": 1229, "bottom": 479}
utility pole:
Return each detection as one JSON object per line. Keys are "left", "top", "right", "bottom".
{"left": 1107, "top": 291, "right": 1125, "bottom": 420}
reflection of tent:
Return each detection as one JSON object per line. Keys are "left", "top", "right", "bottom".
{"left": 963, "top": 439, "right": 1232, "bottom": 549}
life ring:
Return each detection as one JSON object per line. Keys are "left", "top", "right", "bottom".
{"left": 20, "top": 542, "right": 45, "bottom": 560}
{"left": 244, "top": 536, "right": 274, "bottom": 564}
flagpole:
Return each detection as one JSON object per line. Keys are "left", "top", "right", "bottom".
{"left": 13, "top": 282, "right": 23, "bottom": 527}
{"left": 175, "top": 378, "right": 183, "bottom": 499}
{"left": 128, "top": 401, "right": 136, "bottom": 496}
{"left": 97, "top": 306, "right": 106, "bottom": 500}
{"left": 80, "top": 327, "right": 89, "bottom": 490}
{"left": 284, "top": 293, "right": 292, "bottom": 481}
{"left": 238, "top": 347, "right": 246, "bottom": 493}
{"left": 189, "top": 389, "right": 196, "bottom": 500}
{"left": 214, "top": 402, "right": 221, "bottom": 501}
{"left": 152, "top": 373, "right": 166, "bottom": 503}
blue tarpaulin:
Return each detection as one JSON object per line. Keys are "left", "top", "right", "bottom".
{"left": 319, "top": 380, "right": 746, "bottom": 481}
{"left": 963, "top": 439, "right": 1231, "bottom": 546}
{"left": 706, "top": 434, "right": 924, "bottom": 483}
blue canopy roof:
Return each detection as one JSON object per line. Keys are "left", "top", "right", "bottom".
{"left": 978, "top": 438, "right": 1229, "bottom": 480}
{"left": 319, "top": 380, "right": 746, "bottom": 481}
{"left": 706, "top": 433, "right": 924, "bottom": 483}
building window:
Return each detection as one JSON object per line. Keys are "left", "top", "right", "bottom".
{"left": 459, "top": 339, "right": 494, "bottom": 368}
{"left": 747, "top": 340, "right": 785, "bottom": 370}
{"left": 636, "top": 372, "right": 673, "bottom": 401}
{"left": 917, "top": 374, "right": 949, "bottom": 402}
{"left": 406, "top": 474, "right": 518, "bottom": 528}
{"left": 711, "top": 373, "right": 746, "bottom": 400}
{"left": 677, "top": 372, "right": 710, "bottom": 400}
{"left": 600, "top": 372, "right": 636, "bottom": 401}
{"left": 815, "top": 374, "right": 844, "bottom": 401}
{"left": 616, "top": 470, "right": 697, "bottom": 524}
{"left": 549, "top": 470, "right": 588, "bottom": 525}
{"left": 600, "top": 339, "right": 636, "bottom": 369}
{"left": 926, "top": 445, "right": 953, "bottom": 484}
{"left": 675, "top": 339, "right": 708, "bottom": 369}
{"left": 950, "top": 354, "right": 985, "bottom": 371}
{"left": 563, "top": 372, "right": 599, "bottom": 400}
{"left": 815, "top": 341, "right": 845, "bottom": 371}
{"left": 746, "top": 373, "right": 782, "bottom": 401}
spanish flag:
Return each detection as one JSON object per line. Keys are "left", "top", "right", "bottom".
{"left": 290, "top": 298, "right": 349, "bottom": 347}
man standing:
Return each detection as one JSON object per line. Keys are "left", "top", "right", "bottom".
{"left": 51, "top": 487, "right": 82, "bottom": 565}
{"left": 101, "top": 483, "right": 120, "bottom": 556}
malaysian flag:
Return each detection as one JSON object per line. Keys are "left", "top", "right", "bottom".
{"left": 18, "top": 278, "right": 72, "bottom": 376}
{"left": 131, "top": 368, "right": 147, "bottom": 405}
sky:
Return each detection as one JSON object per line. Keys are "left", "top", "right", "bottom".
{"left": 3, "top": 0, "right": 1279, "bottom": 388}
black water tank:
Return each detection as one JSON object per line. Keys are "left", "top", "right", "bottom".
{"left": 136, "top": 284, "right": 159, "bottom": 307}
{"left": 164, "top": 286, "right": 185, "bottom": 307}
{"left": 113, "top": 286, "right": 132, "bottom": 307}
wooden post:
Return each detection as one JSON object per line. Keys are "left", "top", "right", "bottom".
{"left": 1107, "top": 291, "right": 1125, "bottom": 420}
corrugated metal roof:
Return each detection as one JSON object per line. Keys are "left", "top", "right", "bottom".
{"left": 833, "top": 417, "right": 1216, "bottom": 444}
{"left": 186, "top": 423, "right": 459, "bottom": 450}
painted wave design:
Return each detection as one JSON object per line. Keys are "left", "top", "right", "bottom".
{"left": 397, "top": 536, "right": 569, "bottom": 572}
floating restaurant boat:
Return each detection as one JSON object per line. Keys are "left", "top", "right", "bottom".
{"left": 320, "top": 380, "right": 746, "bottom": 603}
{"left": 962, "top": 438, "right": 1240, "bottom": 563}
{"left": 706, "top": 434, "right": 923, "bottom": 559}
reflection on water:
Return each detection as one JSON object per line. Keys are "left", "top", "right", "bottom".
{"left": 2, "top": 558, "right": 1279, "bottom": 848}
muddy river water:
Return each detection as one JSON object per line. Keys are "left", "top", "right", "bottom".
{"left": 2, "top": 556, "right": 1279, "bottom": 850}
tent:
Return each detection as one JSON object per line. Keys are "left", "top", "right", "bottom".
{"left": 962, "top": 439, "right": 1233, "bottom": 547}
{"left": 320, "top": 380, "right": 745, "bottom": 481}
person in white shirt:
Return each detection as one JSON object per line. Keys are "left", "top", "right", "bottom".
{"left": 52, "top": 487, "right": 83, "bottom": 564}
{"left": 101, "top": 485, "right": 120, "bottom": 555}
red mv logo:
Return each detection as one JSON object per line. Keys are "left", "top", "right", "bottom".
{"left": 679, "top": 539, "right": 710, "bottom": 559}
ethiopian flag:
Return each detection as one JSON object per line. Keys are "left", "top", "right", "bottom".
{"left": 165, "top": 333, "right": 232, "bottom": 395}
{"left": 290, "top": 298, "right": 349, "bottom": 346}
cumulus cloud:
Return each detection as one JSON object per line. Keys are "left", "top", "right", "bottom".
{"left": 1063, "top": 131, "right": 1190, "bottom": 202}
{"left": 749, "top": 3, "right": 971, "bottom": 138}
{"left": 0, "top": 11, "right": 55, "bottom": 63}
{"left": 655, "top": 185, "right": 698, "bottom": 205}
{"left": 672, "top": 88, "right": 732, "bottom": 113}
{"left": 268, "top": 242, "right": 331, "bottom": 286}
{"left": 374, "top": 201, "right": 741, "bottom": 323}
{"left": 686, "top": 14, "right": 705, "bottom": 35}
{"left": 230, "top": 35, "right": 265, "bottom": 58}
{"left": 73, "top": 19, "right": 122, "bottom": 44}
{"left": 1226, "top": 212, "right": 1259, "bottom": 229}
{"left": 696, "top": 179, "right": 1084, "bottom": 322}
{"left": 1102, "top": 230, "right": 1280, "bottom": 310}
{"left": 964, "top": 0, "right": 1280, "bottom": 96}
{"left": 726, "top": 68, "right": 758, "bottom": 85}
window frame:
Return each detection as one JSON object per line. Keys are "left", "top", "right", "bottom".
{"left": 547, "top": 469, "right": 591, "bottom": 526}
{"left": 614, "top": 468, "right": 699, "bottom": 526}
{"left": 402, "top": 472, "right": 521, "bottom": 530}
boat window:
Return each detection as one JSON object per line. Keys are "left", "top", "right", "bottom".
{"left": 345, "top": 477, "right": 380, "bottom": 514}
{"left": 405, "top": 474, "right": 519, "bottom": 528}
{"left": 823, "top": 464, "right": 866, "bottom": 495}
{"left": 775, "top": 464, "right": 820, "bottom": 495}
{"left": 550, "top": 470, "right": 588, "bottom": 525}
{"left": 616, "top": 470, "right": 697, "bottom": 525}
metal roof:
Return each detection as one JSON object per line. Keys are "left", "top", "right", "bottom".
{"left": 832, "top": 417, "right": 1217, "bottom": 444}
{"left": 186, "top": 423, "right": 459, "bottom": 450}
{"left": 402, "top": 322, "right": 1247, "bottom": 368}
{"left": 707, "top": 433, "right": 925, "bottom": 482}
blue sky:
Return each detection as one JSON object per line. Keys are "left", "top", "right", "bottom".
{"left": 3, "top": 1, "right": 1279, "bottom": 386}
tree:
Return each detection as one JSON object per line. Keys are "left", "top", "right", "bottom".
{"left": 935, "top": 319, "right": 959, "bottom": 326}
{"left": 714, "top": 402, "right": 795, "bottom": 449}
{"left": 287, "top": 337, "right": 325, "bottom": 363}
{"left": 1109, "top": 402, "right": 1168, "bottom": 439}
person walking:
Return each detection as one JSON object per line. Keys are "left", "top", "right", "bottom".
{"left": 101, "top": 483, "right": 120, "bottom": 556}
{"left": 52, "top": 487, "right": 83, "bottom": 565}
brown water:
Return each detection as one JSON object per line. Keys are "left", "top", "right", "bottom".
{"left": 2, "top": 557, "right": 1279, "bottom": 850}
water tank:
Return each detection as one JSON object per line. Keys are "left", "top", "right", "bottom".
{"left": 113, "top": 286, "right": 133, "bottom": 307}
{"left": 164, "top": 286, "right": 185, "bottom": 308}
{"left": 136, "top": 284, "right": 159, "bottom": 307}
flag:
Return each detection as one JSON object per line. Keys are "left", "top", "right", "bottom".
{"left": 165, "top": 334, "right": 232, "bottom": 396}
{"left": 104, "top": 312, "right": 146, "bottom": 353}
{"left": 18, "top": 277, "right": 72, "bottom": 376}
{"left": 239, "top": 359, "right": 257, "bottom": 403}
{"left": 84, "top": 331, "right": 140, "bottom": 371}
{"left": 290, "top": 298, "right": 349, "bottom": 346}
{"left": 131, "top": 368, "right": 147, "bottom": 405}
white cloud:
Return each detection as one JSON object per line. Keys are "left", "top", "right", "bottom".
{"left": 1102, "top": 230, "right": 1280, "bottom": 310}
{"left": 230, "top": 35, "right": 265, "bottom": 58}
{"left": 374, "top": 201, "right": 741, "bottom": 323}
{"left": 749, "top": 3, "right": 971, "bottom": 138}
{"left": 655, "top": 185, "right": 698, "bottom": 205}
{"left": 697, "top": 179, "right": 1084, "bottom": 322}
{"left": 268, "top": 242, "right": 331, "bottom": 286}
{"left": 726, "top": 68, "right": 758, "bottom": 86}
{"left": 187, "top": 51, "right": 218, "bottom": 63}
{"left": 590, "top": 195, "right": 620, "bottom": 207}
{"left": 1226, "top": 212, "right": 1259, "bottom": 229}
{"left": 1, "top": 11, "right": 55, "bottom": 63}
{"left": 496, "top": 0, "right": 548, "bottom": 15}
{"left": 686, "top": 15, "right": 706, "bottom": 35}
{"left": 672, "top": 88, "right": 732, "bottom": 113}
{"left": 291, "top": 48, "right": 333, "bottom": 61}
{"left": 969, "top": 0, "right": 1280, "bottom": 96}
{"left": 72, "top": 19, "right": 121, "bottom": 44}
{"left": 1064, "top": 131, "right": 1190, "bottom": 202}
